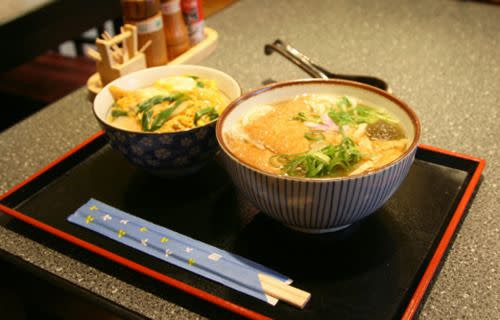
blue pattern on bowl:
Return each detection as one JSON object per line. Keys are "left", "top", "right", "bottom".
{"left": 101, "top": 120, "right": 218, "bottom": 176}
{"left": 221, "top": 147, "right": 416, "bottom": 233}
{"left": 92, "top": 65, "right": 241, "bottom": 177}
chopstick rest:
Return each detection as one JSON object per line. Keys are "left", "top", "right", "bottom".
{"left": 68, "top": 199, "right": 311, "bottom": 308}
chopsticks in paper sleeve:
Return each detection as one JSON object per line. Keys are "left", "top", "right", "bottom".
{"left": 68, "top": 199, "right": 311, "bottom": 308}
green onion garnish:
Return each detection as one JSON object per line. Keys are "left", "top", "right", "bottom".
{"left": 148, "top": 98, "right": 188, "bottom": 131}
{"left": 136, "top": 93, "right": 186, "bottom": 114}
{"left": 328, "top": 109, "right": 353, "bottom": 126}
{"left": 111, "top": 110, "right": 128, "bottom": 117}
{"left": 337, "top": 96, "right": 352, "bottom": 110}
{"left": 328, "top": 99, "right": 397, "bottom": 126}
{"left": 304, "top": 131, "right": 325, "bottom": 141}
{"left": 293, "top": 112, "right": 320, "bottom": 122}
{"left": 194, "top": 107, "right": 218, "bottom": 125}
{"left": 141, "top": 110, "right": 153, "bottom": 131}
{"left": 270, "top": 137, "right": 362, "bottom": 178}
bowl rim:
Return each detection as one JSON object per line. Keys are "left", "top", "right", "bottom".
{"left": 93, "top": 65, "right": 242, "bottom": 136}
{"left": 216, "top": 78, "right": 421, "bottom": 182}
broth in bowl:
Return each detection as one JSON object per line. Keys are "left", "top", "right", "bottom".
{"left": 225, "top": 94, "right": 409, "bottom": 178}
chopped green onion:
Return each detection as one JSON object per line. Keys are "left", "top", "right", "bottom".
{"left": 274, "top": 137, "right": 362, "bottom": 178}
{"left": 173, "top": 97, "right": 188, "bottom": 108}
{"left": 293, "top": 112, "right": 320, "bottom": 122}
{"left": 169, "top": 92, "right": 186, "bottom": 101}
{"left": 328, "top": 109, "right": 354, "bottom": 126}
{"left": 137, "top": 96, "right": 165, "bottom": 114}
{"left": 187, "top": 75, "right": 199, "bottom": 80}
{"left": 111, "top": 110, "right": 128, "bottom": 117}
{"left": 304, "top": 131, "right": 325, "bottom": 141}
{"left": 141, "top": 110, "right": 153, "bottom": 131}
{"left": 148, "top": 97, "right": 189, "bottom": 131}
{"left": 136, "top": 93, "right": 186, "bottom": 114}
{"left": 293, "top": 112, "right": 307, "bottom": 121}
{"left": 196, "top": 81, "right": 205, "bottom": 88}
{"left": 337, "top": 96, "right": 352, "bottom": 110}
{"left": 269, "top": 154, "right": 288, "bottom": 168}
{"left": 328, "top": 103, "right": 397, "bottom": 127}
{"left": 194, "top": 107, "right": 218, "bottom": 125}
{"left": 355, "top": 104, "right": 397, "bottom": 124}
{"left": 149, "top": 107, "right": 176, "bottom": 131}
{"left": 310, "top": 151, "right": 331, "bottom": 163}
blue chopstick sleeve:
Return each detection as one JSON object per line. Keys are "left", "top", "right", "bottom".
{"left": 67, "top": 198, "right": 292, "bottom": 305}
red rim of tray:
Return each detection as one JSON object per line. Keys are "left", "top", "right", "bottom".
{"left": 0, "top": 132, "right": 485, "bottom": 320}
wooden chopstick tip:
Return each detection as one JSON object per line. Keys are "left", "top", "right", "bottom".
{"left": 258, "top": 273, "right": 311, "bottom": 309}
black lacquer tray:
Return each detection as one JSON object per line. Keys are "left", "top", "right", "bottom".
{"left": 0, "top": 131, "right": 485, "bottom": 320}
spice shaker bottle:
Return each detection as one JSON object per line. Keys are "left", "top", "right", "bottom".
{"left": 181, "top": 0, "right": 205, "bottom": 45}
{"left": 161, "top": 0, "right": 190, "bottom": 59}
{"left": 121, "top": 0, "right": 168, "bottom": 66}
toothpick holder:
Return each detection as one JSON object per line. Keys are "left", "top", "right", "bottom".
{"left": 95, "top": 25, "right": 147, "bottom": 86}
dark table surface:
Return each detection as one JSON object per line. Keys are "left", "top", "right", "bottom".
{"left": 1, "top": 0, "right": 499, "bottom": 319}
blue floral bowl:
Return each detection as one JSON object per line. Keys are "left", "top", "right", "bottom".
{"left": 93, "top": 65, "right": 241, "bottom": 176}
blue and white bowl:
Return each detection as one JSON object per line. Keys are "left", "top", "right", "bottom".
{"left": 93, "top": 65, "right": 241, "bottom": 176}
{"left": 216, "top": 79, "right": 421, "bottom": 233}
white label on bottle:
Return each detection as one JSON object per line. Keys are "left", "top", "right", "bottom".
{"left": 161, "top": 0, "right": 181, "bottom": 14}
{"left": 187, "top": 20, "right": 205, "bottom": 44}
{"left": 136, "top": 14, "right": 164, "bottom": 34}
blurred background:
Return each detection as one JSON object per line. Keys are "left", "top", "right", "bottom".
{"left": 0, "top": 0, "right": 236, "bottom": 132}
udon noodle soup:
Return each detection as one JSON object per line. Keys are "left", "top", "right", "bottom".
{"left": 225, "top": 94, "right": 409, "bottom": 178}
{"left": 107, "top": 75, "right": 229, "bottom": 133}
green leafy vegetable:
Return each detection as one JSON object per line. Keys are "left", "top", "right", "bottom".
{"left": 337, "top": 96, "right": 352, "bottom": 110}
{"left": 270, "top": 137, "right": 362, "bottom": 178}
{"left": 196, "top": 81, "right": 205, "bottom": 88}
{"left": 148, "top": 97, "right": 189, "bottom": 131}
{"left": 136, "top": 94, "right": 186, "bottom": 114}
{"left": 304, "top": 131, "right": 325, "bottom": 141}
{"left": 169, "top": 92, "right": 186, "bottom": 101}
{"left": 328, "top": 109, "right": 354, "bottom": 126}
{"left": 328, "top": 96, "right": 397, "bottom": 127}
{"left": 353, "top": 105, "right": 397, "bottom": 124}
{"left": 173, "top": 97, "right": 188, "bottom": 108}
{"left": 141, "top": 110, "right": 153, "bottom": 131}
{"left": 194, "top": 107, "right": 218, "bottom": 125}
{"left": 187, "top": 75, "right": 199, "bottom": 80}
{"left": 137, "top": 96, "right": 166, "bottom": 114}
{"left": 149, "top": 108, "right": 176, "bottom": 131}
{"left": 137, "top": 94, "right": 189, "bottom": 131}
{"left": 292, "top": 112, "right": 320, "bottom": 123}
{"left": 111, "top": 110, "right": 128, "bottom": 117}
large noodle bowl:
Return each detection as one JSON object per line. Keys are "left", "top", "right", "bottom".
{"left": 224, "top": 94, "right": 409, "bottom": 178}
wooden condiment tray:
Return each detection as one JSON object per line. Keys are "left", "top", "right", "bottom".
{"left": 87, "top": 27, "right": 218, "bottom": 98}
